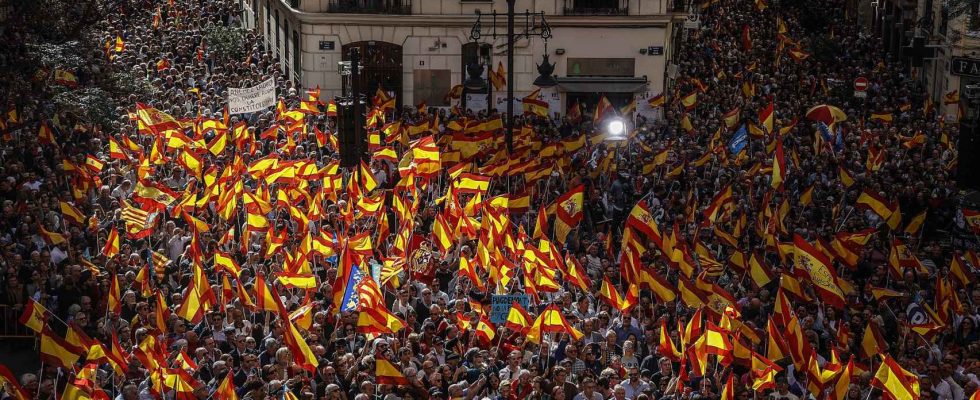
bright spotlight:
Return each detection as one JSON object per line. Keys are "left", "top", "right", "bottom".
{"left": 606, "top": 118, "right": 627, "bottom": 140}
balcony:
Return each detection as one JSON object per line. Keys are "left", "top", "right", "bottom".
{"left": 563, "top": 0, "right": 629, "bottom": 15}
{"left": 327, "top": 0, "right": 412, "bottom": 14}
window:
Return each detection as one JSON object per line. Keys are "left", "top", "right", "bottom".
{"left": 274, "top": 10, "right": 280, "bottom": 59}
{"left": 265, "top": 0, "right": 271, "bottom": 50}
{"left": 414, "top": 70, "right": 452, "bottom": 106}
{"left": 284, "top": 22, "right": 290, "bottom": 78}
{"left": 293, "top": 31, "right": 301, "bottom": 80}
{"left": 564, "top": 0, "right": 627, "bottom": 15}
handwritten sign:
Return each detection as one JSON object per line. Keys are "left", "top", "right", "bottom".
{"left": 490, "top": 294, "right": 529, "bottom": 325}
{"left": 228, "top": 78, "right": 276, "bottom": 114}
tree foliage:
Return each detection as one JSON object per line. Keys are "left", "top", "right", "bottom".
{"left": 204, "top": 24, "right": 247, "bottom": 63}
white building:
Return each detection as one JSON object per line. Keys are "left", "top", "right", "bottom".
{"left": 240, "top": 0, "right": 688, "bottom": 115}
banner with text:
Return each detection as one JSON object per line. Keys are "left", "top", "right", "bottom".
{"left": 490, "top": 294, "right": 530, "bottom": 325}
{"left": 228, "top": 78, "right": 277, "bottom": 114}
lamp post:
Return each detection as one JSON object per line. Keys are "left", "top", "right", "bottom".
{"left": 469, "top": 2, "right": 552, "bottom": 153}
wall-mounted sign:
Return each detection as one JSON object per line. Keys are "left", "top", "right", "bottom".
{"left": 647, "top": 46, "right": 664, "bottom": 56}
{"left": 319, "top": 40, "right": 335, "bottom": 51}
{"left": 951, "top": 56, "right": 980, "bottom": 78}
{"left": 567, "top": 58, "right": 635, "bottom": 77}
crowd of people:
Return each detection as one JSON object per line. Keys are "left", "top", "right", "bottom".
{"left": 0, "top": 0, "right": 976, "bottom": 399}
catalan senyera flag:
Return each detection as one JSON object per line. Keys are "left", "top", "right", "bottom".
{"left": 376, "top": 359, "right": 410, "bottom": 385}
{"left": 554, "top": 184, "right": 584, "bottom": 244}
{"left": 872, "top": 355, "right": 920, "bottom": 400}
{"left": 793, "top": 234, "right": 846, "bottom": 309}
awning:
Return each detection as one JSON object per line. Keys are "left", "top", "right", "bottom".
{"left": 556, "top": 77, "right": 649, "bottom": 93}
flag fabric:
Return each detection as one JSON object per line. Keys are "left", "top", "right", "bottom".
{"left": 771, "top": 137, "right": 786, "bottom": 190}
{"left": 554, "top": 185, "right": 584, "bottom": 244}
{"left": 504, "top": 301, "right": 533, "bottom": 333}
{"left": 872, "top": 355, "right": 920, "bottom": 400}
{"left": 526, "top": 305, "right": 583, "bottom": 344}
{"left": 376, "top": 359, "right": 410, "bottom": 385}
{"left": 856, "top": 190, "right": 895, "bottom": 221}
{"left": 729, "top": 125, "right": 748, "bottom": 154}
{"left": 793, "top": 234, "right": 846, "bottom": 309}
{"left": 759, "top": 102, "right": 774, "bottom": 134}
{"left": 40, "top": 328, "right": 81, "bottom": 369}
{"left": 102, "top": 228, "right": 120, "bottom": 258}
{"left": 594, "top": 96, "right": 614, "bottom": 125}
{"left": 18, "top": 298, "right": 48, "bottom": 333}
{"left": 647, "top": 93, "right": 665, "bottom": 107}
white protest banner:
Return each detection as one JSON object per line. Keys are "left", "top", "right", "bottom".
{"left": 227, "top": 78, "right": 277, "bottom": 114}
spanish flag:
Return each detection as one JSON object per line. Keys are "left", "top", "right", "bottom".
{"left": 658, "top": 319, "right": 682, "bottom": 362}
{"left": 723, "top": 107, "right": 740, "bottom": 129}
{"left": 964, "top": 208, "right": 980, "bottom": 233}
{"left": 99, "top": 228, "right": 120, "bottom": 260}
{"left": 598, "top": 277, "right": 637, "bottom": 312}
{"left": 771, "top": 137, "right": 785, "bottom": 190}
{"left": 742, "top": 25, "right": 752, "bottom": 50}
{"left": 856, "top": 190, "right": 895, "bottom": 221}
{"left": 793, "top": 234, "right": 846, "bottom": 309}
{"left": 18, "top": 298, "right": 47, "bottom": 334}
{"left": 681, "top": 91, "right": 698, "bottom": 110}
{"left": 526, "top": 305, "right": 583, "bottom": 344}
{"left": 702, "top": 184, "right": 733, "bottom": 226}
{"left": 647, "top": 93, "right": 665, "bottom": 107}
{"left": 282, "top": 317, "right": 319, "bottom": 372}
{"left": 869, "top": 112, "right": 893, "bottom": 123}
{"left": 504, "top": 301, "right": 533, "bottom": 333}
{"left": 215, "top": 373, "right": 239, "bottom": 400}
{"left": 872, "top": 355, "right": 920, "bottom": 400}
{"left": 522, "top": 91, "right": 550, "bottom": 117}
{"left": 554, "top": 184, "right": 584, "bottom": 244}
{"left": 758, "top": 101, "right": 774, "bottom": 134}
{"left": 40, "top": 328, "right": 82, "bottom": 369}
{"left": 376, "top": 359, "right": 410, "bottom": 386}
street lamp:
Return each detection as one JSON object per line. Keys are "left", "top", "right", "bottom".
{"left": 605, "top": 117, "right": 627, "bottom": 141}
{"left": 469, "top": 1, "right": 552, "bottom": 152}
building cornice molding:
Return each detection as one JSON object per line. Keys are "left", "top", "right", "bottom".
{"left": 282, "top": 9, "right": 683, "bottom": 28}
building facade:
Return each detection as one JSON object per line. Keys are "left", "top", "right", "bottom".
{"left": 241, "top": 0, "right": 687, "bottom": 116}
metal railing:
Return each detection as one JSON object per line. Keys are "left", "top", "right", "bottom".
{"left": 328, "top": 0, "right": 412, "bottom": 14}
{"left": 563, "top": 0, "right": 629, "bottom": 15}
{"left": 0, "top": 305, "right": 32, "bottom": 338}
